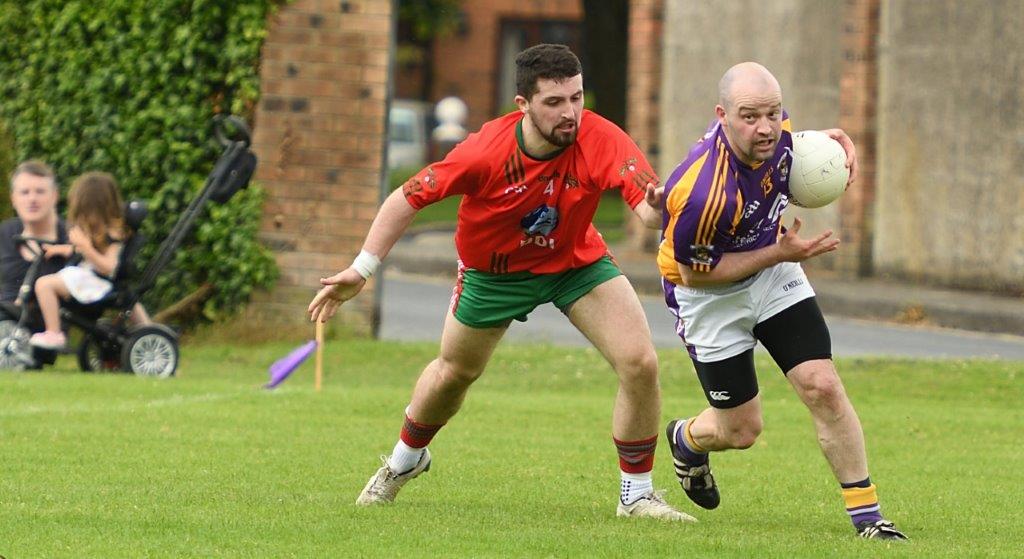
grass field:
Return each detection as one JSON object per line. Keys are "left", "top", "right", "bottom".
{"left": 2, "top": 339, "right": 1022, "bottom": 557}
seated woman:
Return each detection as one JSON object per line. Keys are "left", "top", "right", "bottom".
{"left": 0, "top": 160, "right": 69, "bottom": 307}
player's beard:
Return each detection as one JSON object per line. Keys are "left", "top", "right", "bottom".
{"left": 531, "top": 113, "right": 578, "bottom": 148}
{"left": 746, "top": 133, "right": 778, "bottom": 163}
{"left": 723, "top": 121, "right": 776, "bottom": 166}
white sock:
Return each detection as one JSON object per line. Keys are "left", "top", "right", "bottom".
{"left": 620, "top": 471, "right": 654, "bottom": 505}
{"left": 388, "top": 440, "right": 424, "bottom": 474}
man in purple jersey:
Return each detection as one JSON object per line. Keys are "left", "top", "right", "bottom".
{"left": 657, "top": 62, "right": 907, "bottom": 540}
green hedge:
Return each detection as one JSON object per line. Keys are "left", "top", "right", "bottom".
{"left": 0, "top": 0, "right": 282, "bottom": 323}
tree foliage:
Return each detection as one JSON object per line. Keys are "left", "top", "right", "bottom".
{"left": 398, "top": 0, "right": 463, "bottom": 42}
{"left": 0, "top": 0, "right": 281, "bottom": 324}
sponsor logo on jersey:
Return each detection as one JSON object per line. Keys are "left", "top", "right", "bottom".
{"left": 761, "top": 168, "right": 774, "bottom": 196}
{"left": 520, "top": 204, "right": 559, "bottom": 237}
{"left": 401, "top": 177, "right": 422, "bottom": 198}
{"left": 731, "top": 230, "right": 760, "bottom": 248}
{"left": 520, "top": 204, "right": 559, "bottom": 251}
{"left": 767, "top": 193, "right": 789, "bottom": 223}
{"left": 401, "top": 167, "right": 439, "bottom": 198}
{"left": 504, "top": 184, "right": 527, "bottom": 195}
{"left": 618, "top": 157, "right": 638, "bottom": 177}
{"left": 690, "top": 243, "right": 715, "bottom": 266}
{"left": 537, "top": 171, "right": 561, "bottom": 183}
{"left": 422, "top": 167, "right": 438, "bottom": 191}
{"left": 619, "top": 157, "right": 658, "bottom": 192}
{"left": 520, "top": 235, "right": 556, "bottom": 250}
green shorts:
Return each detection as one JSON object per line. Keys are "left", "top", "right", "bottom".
{"left": 451, "top": 256, "right": 622, "bottom": 328}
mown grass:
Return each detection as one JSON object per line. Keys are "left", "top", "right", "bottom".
{"left": 1, "top": 339, "right": 1021, "bottom": 557}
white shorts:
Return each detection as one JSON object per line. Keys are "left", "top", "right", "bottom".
{"left": 58, "top": 265, "right": 113, "bottom": 304}
{"left": 665, "top": 261, "right": 816, "bottom": 362}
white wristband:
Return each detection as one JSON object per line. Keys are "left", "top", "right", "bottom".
{"left": 351, "top": 250, "right": 381, "bottom": 280}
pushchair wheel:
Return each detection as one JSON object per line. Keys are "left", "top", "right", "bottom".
{"left": 122, "top": 325, "right": 178, "bottom": 378}
{"left": 0, "top": 319, "right": 33, "bottom": 371}
{"left": 77, "top": 332, "right": 123, "bottom": 372}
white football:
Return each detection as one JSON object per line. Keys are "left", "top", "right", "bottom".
{"left": 787, "top": 130, "right": 849, "bottom": 208}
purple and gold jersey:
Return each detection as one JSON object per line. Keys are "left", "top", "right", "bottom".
{"left": 658, "top": 115, "right": 794, "bottom": 285}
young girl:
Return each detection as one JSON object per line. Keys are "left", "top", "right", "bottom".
{"left": 28, "top": 172, "right": 127, "bottom": 350}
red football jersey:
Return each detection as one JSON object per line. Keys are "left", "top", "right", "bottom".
{"left": 401, "top": 110, "right": 657, "bottom": 274}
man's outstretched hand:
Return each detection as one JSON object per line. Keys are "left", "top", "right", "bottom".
{"left": 307, "top": 268, "right": 366, "bottom": 323}
{"left": 776, "top": 217, "right": 840, "bottom": 262}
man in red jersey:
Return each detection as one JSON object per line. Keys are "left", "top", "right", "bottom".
{"left": 308, "top": 44, "right": 694, "bottom": 521}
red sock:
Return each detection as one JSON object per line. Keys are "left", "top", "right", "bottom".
{"left": 400, "top": 414, "right": 445, "bottom": 448}
{"left": 613, "top": 435, "right": 657, "bottom": 473}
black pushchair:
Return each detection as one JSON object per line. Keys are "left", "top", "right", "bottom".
{"left": 0, "top": 115, "right": 257, "bottom": 377}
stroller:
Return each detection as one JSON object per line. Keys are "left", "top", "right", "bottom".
{"left": 0, "top": 115, "right": 257, "bottom": 377}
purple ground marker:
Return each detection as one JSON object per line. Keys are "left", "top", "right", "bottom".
{"left": 265, "top": 340, "right": 318, "bottom": 389}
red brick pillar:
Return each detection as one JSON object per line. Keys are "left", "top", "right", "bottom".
{"left": 249, "top": 0, "right": 393, "bottom": 334}
{"left": 837, "top": 0, "right": 879, "bottom": 277}
{"left": 624, "top": 0, "right": 664, "bottom": 253}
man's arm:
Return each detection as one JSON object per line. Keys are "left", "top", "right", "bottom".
{"left": 308, "top": 189, "right": 419, "bottom": 322}
{"left": 631, "top": 183, "right": 664, "bottom": 229}
{"left": 676, "top": 217, "right": 839, "bottom": 287}
{"left": 361, "top": 188, "right": 420, "bottom": 260}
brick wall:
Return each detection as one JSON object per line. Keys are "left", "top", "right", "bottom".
{"left": 837, "top": 0, "right": 879, "bottom": 277}
{"left": 624, "top": 0, "right": 664, "bottom": 252}
{"left": 430, "top": 0, "right": 583, "bottom": 131}
{"left": 248, "top": 0, "right": 393, "bottom": 334}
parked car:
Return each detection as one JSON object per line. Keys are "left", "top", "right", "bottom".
{"left": 388, "top": 99, "right": 432, "bottom": 170}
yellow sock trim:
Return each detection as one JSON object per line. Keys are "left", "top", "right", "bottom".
{"left": 842, "top": 484, "right": 879, "bottom": 509}
{"left": 684, "top": 420, "right": 708, "bottom": 453}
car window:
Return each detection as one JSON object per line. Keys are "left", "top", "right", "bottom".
{"left": 390, "top": 108, "right": 417, "bottom": 143}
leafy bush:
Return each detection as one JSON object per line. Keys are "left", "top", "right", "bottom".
{"left": 0, "top": 118, "right": 15, "bottom": 217}
{"left": 0, "top": 0, "right": 281, "bottom": 323}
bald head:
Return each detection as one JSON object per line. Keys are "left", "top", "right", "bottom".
{"left": 714, "top": 63, "right": 785, "bottom": 166}
{"left": 718, "top": 62, "right": 781, "bottom": 109}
